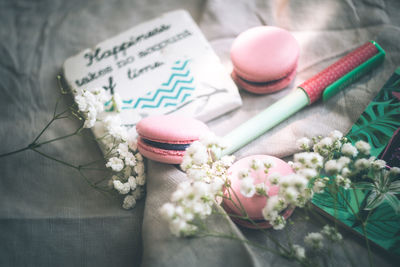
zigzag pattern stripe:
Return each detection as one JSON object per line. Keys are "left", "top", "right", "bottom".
{"left": 161, "top": 70, "right": 190, "bottom": 86}
{"left": 171, "top": 60, "right": 189, "bottom": 71}
{"left": 119, "top": 59, "right": 194, "bottom": 110}
{"left": 141, "top": 86, "right": 195, "bottom": 109}
{"left": 133, "top": 77, "right": 194, "bottom": 109}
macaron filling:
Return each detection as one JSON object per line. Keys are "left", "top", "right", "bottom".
{"left": 141, "top": 138, "right": 191, "bottom": 151}
{"left": 234, "top": 67, "right": 295, "bottom": 86}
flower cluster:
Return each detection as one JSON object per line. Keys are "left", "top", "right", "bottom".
{"left": 75, "top": 88, "right": 108, "bottom": 128}
{"left": 75, "top": 88, "right": 145, "bottom": 209}
{"left": 160, "top": 133, "right": 232, "bottom": 236}
{"left": 304, "top": 225, "right": 343, "bottom": 251}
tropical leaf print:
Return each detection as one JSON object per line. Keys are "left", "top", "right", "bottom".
{"left": 312, "top": 68, "right": 400, "bottom": 256}
{"left": 347, "top": 99, "right": 400, "bottom": 156}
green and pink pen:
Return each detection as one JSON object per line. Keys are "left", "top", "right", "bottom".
{"left": 223, "top": 41, "right": 386, "bottom": 155}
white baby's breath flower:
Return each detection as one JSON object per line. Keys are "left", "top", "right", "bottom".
{"left": 220, "top": 155, "right": 235, "bottom": 167}
{"left": 238, "top": 169, "right": 250, "bottom": 179}
{"left": 117, "top": 143, "right": 130, "bottom": 158}
{"left": 292, "top": 244, "right": 306, "bottom": 260}
{"left": 341, "top": 167, "right": 351, "bottom": 177}
{"left": 186, "top": 141, "right": 208, "bottom": 166}
{"left": 240, "top": 177, "right": 256, "bottom": 197}
{"left": 296, "top": 137, "right": 311, "bottom": 150}
{"left": 390, "top": 167, "right": 400, "bottom": 176}
{"left": 341, "top": 143, "right": 358, "bottom": 157}
{"left": 336, "top": 175, "right": 351, "bottom": 189}
{"left": 271, "top": 215, "right": 286, "bottom": 230}
{"left": 263, "top": 195, "right": 286, "bottom": 215}
{"left": 124, "top": 152, "right": 137, "bottom": 166}
{"left": 106, "top": 157, "right": 124, "bottom": 172}
{"left": 83, "top": 107, "right": 97, "bottom": 128}
{"left": 251, "top": 159, "right": 262, "bottom": 170}
{"left": 355, "top": 140, "right": 371, "bottom": 155}
{"left": 104, "top": 115, "right": 128, "bottom": 141}
{"left": 128, "top": 138, "right": 138, "bottom": 151}
{"left": 263, "top": 158, "right": 275, "bottom": 169}
{"left": 128, "top": 176, "right": 137, "bottom": 190}
{"left": 355, "top": 158, "right": 370, "bottom": 170}
{"left": 304, "top": 232, "right": 324, "bottom": 250}
{"left": 135, "top": 152, "right": 143, "bottom": 161}
{"left": 187, "top": 167, "right": 208, "bottom": 181}
{"left": 371, "top": 159, "right": 386, "bottom": 170}
{"left": 136, "top": 173, "right": 146, "bottom": 185}
{"left": 290, "top": 174, "right": 309, "bottom": 190}
{"left": 329, "top": 130, "right": 343, "bottom": 140}
{"left": 283, "top": 187, "right": 299, "bottom": 204}
{"left": 180, "top": 156, "right": 193, "bottom": 171}
{"left": 297, "top": 168, "right": 317, "bottom": 180}
{"left": 134, "top": 162, "right": 145, "bottom": 175}
{"left": 112, "top": 93, "right": 123, "bottom": 112}
{"left": 75, "top": 95, "right": 87, "bottom": 111}
{"left": 313, "top": 137, "right": 333, "bottom": 156}
{"left": 255, "top": 183, "right": 268, "bottom": 195}
{"left": 321, "top": 225, "right": 343, "bottom": 242}
{"left": 160, "top": 203, "right": 175, "bottom": 220}
{"left": 171, "top": 189, "right": 185, "bottom": 202}
{"left": 338, "top": 156, "right": 351, "bottom": 166}
{"left": 122, "top": 195, "right": 136, "bottom": 209}
{"left": 269, "top": 172, "right": 281, "bottom": 185}
{"left": 325, "top": 159, "right": 341, "bottom": 175}
{"left": 113, "top": 180, "right": 130, "bottom": 194}
{"left": 313, "top": 178, "right": 326, "bottom": 193}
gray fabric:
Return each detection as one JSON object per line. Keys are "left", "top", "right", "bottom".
{"left": 0, "top": 0, "right": 399, "bottom": 266}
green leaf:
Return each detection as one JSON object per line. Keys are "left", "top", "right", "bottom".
{"left": 365, "top": 191, "right": 385, "bottom": 210}
{"left": 347, "top": 100, "right": 400, "bottom": 157}
{"left": 354, "top": 182, "right": 375, "bottom": 190}
{"left": 389, "top": 180, "right": 400, "bottom": 193}
{"left": 383, "top": 193, "right": 400, "bottom": 214}
{"left": 357, "top": 202, "right": 400, "bottom": 247}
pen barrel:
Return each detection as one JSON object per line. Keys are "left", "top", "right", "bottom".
{"left": 222, "top": 89, "right": 309, "bottom": 155}
{"left": 299, "top": 42, "right": 379, "bottom": 104}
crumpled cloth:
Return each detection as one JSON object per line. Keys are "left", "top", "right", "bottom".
{"left": 0, "top": 0, "right": 399, "bottom": 266}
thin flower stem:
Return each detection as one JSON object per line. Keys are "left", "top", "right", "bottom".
{"left": 78, "top": 169, "right": 111, "bottom": 193}
{"left": 80, "top": 167, "right": 110, "bottom": 172}
{"left": 31, "top": 117, "right": 56, "bottom": 145}
{"left": 37, "top": 128, "right": 82, "bottom": 146}
{"left": 227, "top": 187, "right": 290, "bottom": 254}
{"left": 0, "top": 146, "right": 31, "bottom": 158}
{"left": 79, "top": 158, "right": 106, "bottom": 168}
{"left": 349, "top": 186, "right": 374, "bottom": 267}
{"left": 306, "top": 205, "right": 357, "bottom": 267}
{"left": 201, "top": 231, "right": 282, "bottom": 255}
{"left": 336, "top": 187, "right": 374, "bottom": 267}
{"left": 31, "top": 148, "right": 79, "bottom": 170}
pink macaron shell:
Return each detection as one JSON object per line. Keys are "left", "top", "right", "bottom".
{"left": 136, "top": 114, "right": 209, "bottom": 144}
{"left": 231, "top": 63, "right": 297, "bottom": 94}
{"left": 223, "top": 155, "right": 294, "bottom": 227}
{"left": 231, "top": 26, "right": 299, "bottom": 83}
{"left": 137, "top": 137, "right": 185, "bottom": 164}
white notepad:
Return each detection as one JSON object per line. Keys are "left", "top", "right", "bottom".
{"left": 63, "top": 10, "right": 242, "bottom": 142}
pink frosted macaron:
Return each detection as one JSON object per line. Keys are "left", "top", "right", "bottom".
{"left": 230, "top": 26, "right": 299, "bottom": 94}
{"left": 223, "top": 155, "right": 295, "bottom": 229}
{"left": 136, "top": 115, "right": 209, "bottom": 164}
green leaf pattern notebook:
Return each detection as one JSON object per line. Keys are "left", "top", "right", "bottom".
{"left": 312, "top": 67, "right": 400, "bottom": 256}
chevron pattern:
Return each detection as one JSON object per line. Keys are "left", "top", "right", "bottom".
{"left": 120, "top": 59, "right": 195, "bottom": 110}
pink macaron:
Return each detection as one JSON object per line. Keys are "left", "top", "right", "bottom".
{"left": 136, "top": 114, "right": 209, "bottom": 164}
{"left": 230, "top": 26, "right": 299, "bottom": 94}
{"left": 223, "top": 155, "right": 295, "bottom": 229}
